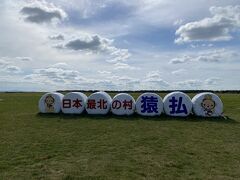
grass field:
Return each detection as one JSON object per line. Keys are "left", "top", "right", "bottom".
{"left": 0, "top": 92, "right": 240, "bottom": 179}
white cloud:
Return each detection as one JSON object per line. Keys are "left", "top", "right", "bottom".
{"left": 173, "top": 19, "right": 184, "bottom": 26}
{"left": 171, "top": 69, "right": 186, "bottom": 75}
{"left": 113, "top": 62, "right": 139, "bottom": 70}
{"left": 60, "top": 35, "right": 112, "bottom": 52}
{"left": 169, "top": 55, "right": 192, "bottom": 64}
{"left": 107, "top": 48, "right": 131, "bottom": 63}
{"left": 108, "top": 75, "right": 139, "bottom": 83}
{"left": 142, "top": 71, "right": 170, "bottom": 89}
{"left": 176, "top": 79, "right": 203, "bottom": 89}
{"left": 106, "top": 75, "right": 141, "bottom": 90}
{"left": 3, "top": 65, "right": 22, "bottom": 74}
{"left": 98, "top": 70, "right": 112, "bottom": 75}
{"left": 55, "top": 33, "right": 132, "bottom": 64}
{"left": 175, "top": 78, "right": 223, "bottom": 89}
{"left": 0, "top": 59, "right": 22, "bottom": 74}
{"left": 16, "top": 57, "right": 32, "bottom": 61}
{"left": 23, "top": 62, "right": 87, "bottom": 85}
{"left": 48, "top": 34, "right": 64, "bottom": 40}
{"left": 0, "top": 59, "right": 9, "bottom": 67}
{"left": 204, "top": 77, "right": 221, "bottom": 85}
{"left": 27, "top": 66, "right": 141, "bottom": 90}
{"left": 169, "top": 48, "right": 239, "bottom": 64}
{"left": 190, "top": 43, "right": 214, "bottom": 48}
{"left": 175, "top": 5, "right": 240, "bottom": 44}
{"left": 32, "top": 67, "right": 83, "bottom": 83}
{"left": 146, "top": 70, "right": 162, "bottom": 79}
{"left": 20, "top": 0, "right": 67, "bottom": 24}
{"left": 144, "top": 78, "right": 170, "bottom": 88}
{"left": 49, "top": 62, "right": 69, "bottom": 69}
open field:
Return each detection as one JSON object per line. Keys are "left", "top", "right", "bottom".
{"left": 0, "top": 92, "right": 240, "bottom": 179}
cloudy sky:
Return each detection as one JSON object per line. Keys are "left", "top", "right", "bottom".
{"left": 0, "top": 0, "right": 240, "bottom": 91}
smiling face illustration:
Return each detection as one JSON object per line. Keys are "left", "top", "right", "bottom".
{"left": 44, "top": 95, "right": 55, "bottom": 112}
{"left": 201, "top": 95, "right": 215, "bottom": 116}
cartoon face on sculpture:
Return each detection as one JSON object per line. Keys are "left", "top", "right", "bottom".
{"left": 44, "top": 95, "right": 55, "bottom": 113}
{"left": 201, "top": 95, "right": 216, "bottom": 116}
{"left": 39, "top": 92, "right": 64, "bottom": 113}
{"left": 192, "top": 92, "right": 223, "bottom": 117}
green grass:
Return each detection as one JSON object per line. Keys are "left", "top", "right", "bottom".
{"left": 0, "top": 92, "right": 239, "bottom": 179}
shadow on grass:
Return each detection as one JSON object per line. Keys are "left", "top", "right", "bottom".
{"left": 36, "top": 111, "right": 237, "bottom": 124}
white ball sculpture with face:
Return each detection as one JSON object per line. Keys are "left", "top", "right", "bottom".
{"left": 85, "top": 91, "right": 112, "bottom": 115}
{"left": 111, "top": 93, "right": 136, "bottom": 115}
{"left": 39, "top": 92, "right": 64, "bottom": 113}
{"left": 192, "top": 92, "right": 223, "bottom": 117}
{"left": 135, "top": 93, "right": 163, "bottom": 116}
{"left": 163, "top": 91, "right": 192, "bottom": 117}
{"left": 61, "top": 92, "right": 87, "bottom": 114}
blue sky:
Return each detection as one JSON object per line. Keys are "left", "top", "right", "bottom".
{"left": 0, "top": 0, "right": 240, "bottom": 91}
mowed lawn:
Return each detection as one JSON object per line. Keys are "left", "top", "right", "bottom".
{"left": 0, "top": 92, "right": 240, "bottom": 180}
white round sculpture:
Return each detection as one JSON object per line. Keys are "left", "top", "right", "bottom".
{"left": 111, "top": 93, "right": 136, "bottom": 115}
{"left": 85, "top": 91, "right": 112, "bottom": 115}
{"left": 192, "top": 92, "right": 223, "bottom": 117}
{"left": 61, "top": 92, "right": 87, "bottom": 114}
{"left": 136, "top": 93, "right": 163, "bottom": 116}
{"left": 163, "top": 91, "right": 192, "bottom": 117}
{"left": 39, "top": 92, "right": 64, "bottom": 113}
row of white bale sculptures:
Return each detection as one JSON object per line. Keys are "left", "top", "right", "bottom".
{"left": 39, "top": 91, "right": 223, "bottom": 117}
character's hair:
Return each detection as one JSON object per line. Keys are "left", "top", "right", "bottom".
{"left": 45, "top": 95, "right": 55, "bottom": 104}
{"left": 201, "top": 95, "right": 215, "bottom": 107}
{"left": 204, "top": 95, "right": 212, "bottom": 100}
